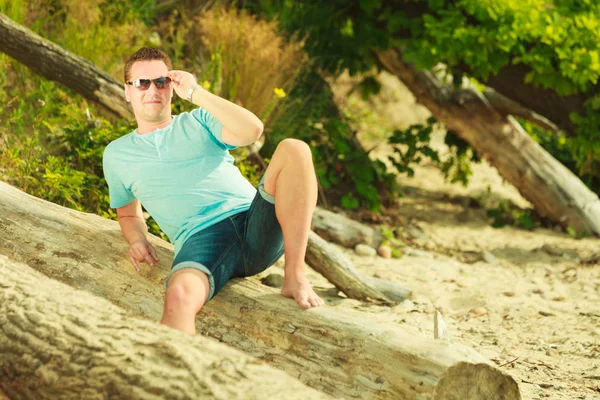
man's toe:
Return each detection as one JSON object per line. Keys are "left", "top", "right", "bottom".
{"left": 296, "top": 293, "right": 311, "bottom": 309}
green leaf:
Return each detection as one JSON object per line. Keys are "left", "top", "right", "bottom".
{"left": 341, "top": 193, "right": 360, "bottom": 209}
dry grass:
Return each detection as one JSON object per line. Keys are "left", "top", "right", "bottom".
{"left": 194, "top": 7, "right": 307, "bottom": 121}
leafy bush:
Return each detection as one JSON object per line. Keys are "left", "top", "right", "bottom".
{"left": 486, "top": 201, "right": 538, "bottom": 231}
{"left": 0, "top": 106, "right": 128, "bottom": 217}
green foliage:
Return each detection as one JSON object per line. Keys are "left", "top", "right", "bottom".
{"left": 341, "top": 193, "right": 360, "bottom": 210}
{"left": 0, "top": 1, "right": 317, "bottom": 241}
{"left": 100, "top": 0, "right": 160, "bottom": 26}
{"left": 486, "top": 200, "right": 538, "bottom": 230}
{"left": 0, "top": 0, "right": 167, "bottom": 239}
{"left": 350, "top": 74, "right": 383, "bottom": 101}
{"left": 380, "top": 225, "right": 405, "bottom": 258}
{"left": 0, "top": 104, "right": 127, "bottom": 217}
{"left": 388, "top": 117, "right": 440, "bottom": 177}
{"left": 387, "top": 118, "right": 479, "bottom": 186}
{"left": 1, "top": 0, "right": 151, "bottom": 78}
{"left": 232, "top": 148, "right": 264, "bottom": 188}
{"left": 256, "top": 1, "right": 600, "bottom": 94}
{"left": 439, "top": 130, "right": 478, "bottom": 186}
{"left": 569, "top": 98, "right": 600, "bottom": 189}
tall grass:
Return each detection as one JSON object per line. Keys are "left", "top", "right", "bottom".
{"left": 192, "top": 7, "right": 307, "bottom": 124}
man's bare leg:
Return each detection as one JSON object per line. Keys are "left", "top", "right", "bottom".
{"left": 263, "top": 139, "right": 324, "bottom": 309}
{"left": 160, "top": 268, "right": 210, "bottom": 334}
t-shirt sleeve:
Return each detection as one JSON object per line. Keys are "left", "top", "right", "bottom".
{"left": 191, "top": 107, "right": 237, "bottom": 150}
{"left": 102, "top": 146, "right": 136, "bottom": 209}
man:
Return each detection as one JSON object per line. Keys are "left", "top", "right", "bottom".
{"left": 103, "top": 47, "right": 323, "bottom": 335}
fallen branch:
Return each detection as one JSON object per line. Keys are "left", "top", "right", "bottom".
{"left": 306, "top": 231, "right": 411, "bottom": 304}
{"left": 311, "top": 207, "right": 384, "bottom": 248}
{"left": 482, "top": 88, "right": 561, "bottom": 134}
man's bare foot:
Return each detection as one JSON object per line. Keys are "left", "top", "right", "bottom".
{"left": 281, "top": 277, "right": 324, "bottom": 309}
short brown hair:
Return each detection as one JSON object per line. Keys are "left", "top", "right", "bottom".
{"left": 124, "top": 47, "right": 172, "bottom": 82}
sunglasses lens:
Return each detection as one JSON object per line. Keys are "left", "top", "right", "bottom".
{"left": 133, "top": 79, "right": 151, "bottom": 90}
{"left": 154, "top": 77, "right": 171, "bottom": 89}
{"left": 130, "top": 77, "right": 170, "bottom": 90}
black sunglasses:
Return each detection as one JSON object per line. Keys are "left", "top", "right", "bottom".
{"left": 126, "top": 77, "right": 171, "bottom": 90}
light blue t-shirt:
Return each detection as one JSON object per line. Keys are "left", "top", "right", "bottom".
{"left": 102, "top": 108, "right": 257, "bottom": 256}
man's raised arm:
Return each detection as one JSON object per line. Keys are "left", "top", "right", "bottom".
{"left": 166, "top": 70, "right": 263, "bottom": 147}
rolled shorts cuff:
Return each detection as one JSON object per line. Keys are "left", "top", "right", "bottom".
{"left": 258, "top": 176, "right": 275, "bottom": 204}
{"left": 163, "top": 261, "right": 215, "bottom": 300}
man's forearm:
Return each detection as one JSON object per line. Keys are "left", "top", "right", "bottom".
{"left": 190, "top": 88, "right": 263, "bottom": 146}
{"left": 118, "top": 216, "right": 148, "bottom": 245}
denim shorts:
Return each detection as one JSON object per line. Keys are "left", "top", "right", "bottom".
{"left": 163, "top": 178, "right": 284, "bottom": 300}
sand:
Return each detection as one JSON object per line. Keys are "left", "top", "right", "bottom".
{"left": 293, "top": 71, "right": 600, "bottom": 399}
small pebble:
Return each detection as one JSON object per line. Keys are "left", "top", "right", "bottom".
{"left": 355, "top": 244, "right": 377, "bottom": 257}
{"left": 482, "top": 251, "right": 499, "bottom": 265}
{"left": 470, "top": 307, "right": 488, "bottom": 316}
{"left": 377, "top": 245, "right": 392, "bottom": 259}
{"left": 406, "top": 247, "right": 435, "bottom": 259}
{"left": 541, "top": 243, "right": 563, "bottom": 256}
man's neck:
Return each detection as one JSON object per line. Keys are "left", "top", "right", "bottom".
{"left": 136, "top": 116, "right": 172, "bottom": 134}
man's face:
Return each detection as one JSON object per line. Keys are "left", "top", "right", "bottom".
{"left": 125, "top": 60, "right": 173, "bottom": 123}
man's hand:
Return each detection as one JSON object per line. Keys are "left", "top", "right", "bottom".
{"left": 128, "top": 239, "right": 159, "bottom": 272}
{"left": 165, "top": 70, "right": 200, "bottom": 101}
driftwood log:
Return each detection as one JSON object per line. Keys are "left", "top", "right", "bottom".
{"left": 0, "top": 12, "right": 132, "bottom": 119}
{"left": 310, "top": 208, "right": 410, "bottom": 302}
{"left": 0, "top": 181, "right": 521, "bottom": 399}
{"left": 0, "top": 255, "right": 330, "bottom": 400}
{"left": 376, "top": 48, "right": 600, "bottom": 236}
{"left": 312, "top": 207, "right": 384, "bottom": 248}
{"left": 306, "top": 231, "right": 411, "bottom": 303}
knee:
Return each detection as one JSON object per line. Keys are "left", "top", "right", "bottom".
{"left": 164, "top": 279, "right": 205, "bottom": 315}
{"left": 276, "top": 139, "right": 312, "bottom": 163}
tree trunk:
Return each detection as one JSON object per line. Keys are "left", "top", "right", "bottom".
{"left": 0, "top": 12, "right": 132, "bottom": 119}
{"left": 306, "top": 231, "right": 411, "bottom": 303}
{"left": 0, "top": 181, "right": 521, "bottom": 400}
{"left": 376, "top": 48, "right": 600, "bottom": 236}
{"left": 0, "top": 255, "right": 330, "bottom": 400}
